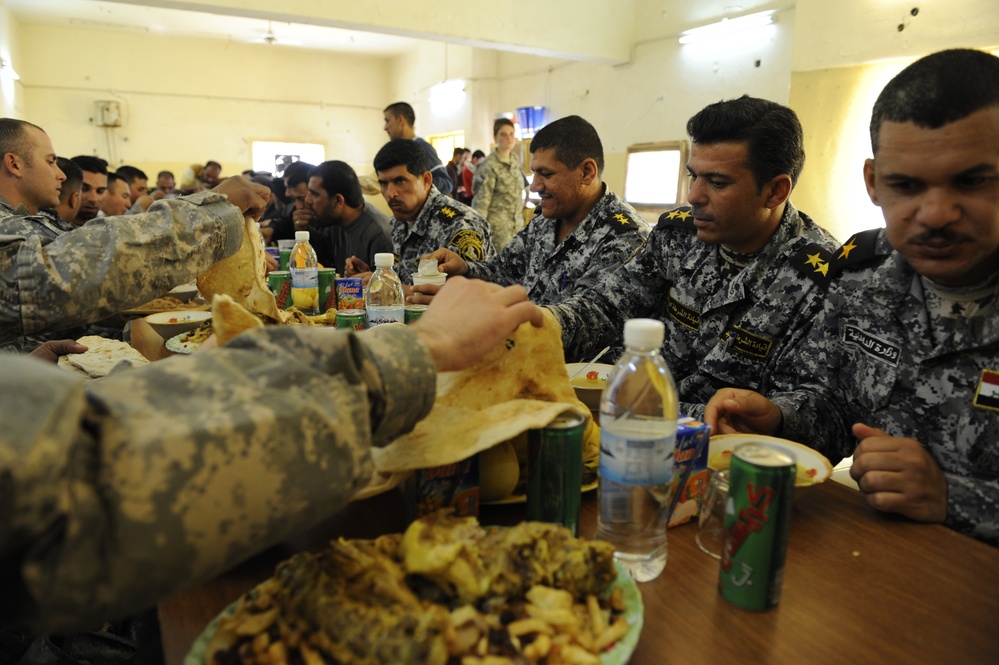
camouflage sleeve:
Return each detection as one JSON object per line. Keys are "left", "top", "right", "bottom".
{"left": 549, "top": 227, "right": 661, "bottom": 363}
{"left": 0, "top": 323, "right": 436, "bottom": 632}
{"left": 944, "top": 473, "right": 999, "bottom": 546}
{"left": 0, "top": 191, "right": 244, "bottom": 343}
{"left": 465, "top": 229, "right": 529, "bottom": 287}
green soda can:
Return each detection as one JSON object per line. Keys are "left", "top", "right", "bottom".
{"left": 318, "top": 268, "right": 337, "bottom": 314}
{"left": 268, "top": 270, "right": 292, "bottom": 310}
{"left": 719, "top": 442, "right": 796, "bottom": 610}
{"left": 404, "top": 304, "right": 428, "bottom": 324}
{"left": 335, "top": 309, "right": 367, "bottom": 331}
{"left": 526, "top": 411, "right": 585, "bottom": 536}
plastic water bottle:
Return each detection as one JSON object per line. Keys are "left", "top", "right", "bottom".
{"left": 290, "top": 231, "right": 319, "bottom": 315}
{"left": 364, "top": 252, "right": 405, "bottom": 327}
{"left": 596, "top": 319, "right": 679, "bottom": 582}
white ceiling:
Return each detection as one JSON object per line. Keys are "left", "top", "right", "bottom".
{"left": 4, "top": 0, "right": 426, "bottom": 55}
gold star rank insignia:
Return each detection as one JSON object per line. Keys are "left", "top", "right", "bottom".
{"left": 838, "top": 237, "right": 858, "bottom": 260}
{"left": 805, "top": 252, "right": 824, "bottom": 268}
{"left": 440, "top": 206, "right": 456, "bottom": 219}
{"left": 614, "top": 213, "right": 630, "bottom": 225}
{"left": 666, "top": 209, "right": 680, "bottom": 219}
{"left": 815, "top": 261, "right": 829, "bottom": 276}
{"left": 675, "top": 209, "right": 692, "bottom": 221}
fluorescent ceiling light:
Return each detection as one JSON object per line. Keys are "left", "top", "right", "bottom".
{"left": 679, "top": 11, "right": 775, "bottom": 45}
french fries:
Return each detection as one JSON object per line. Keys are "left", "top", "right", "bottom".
{"left": 444, "top": 584, "right": 630, "bottom": 665}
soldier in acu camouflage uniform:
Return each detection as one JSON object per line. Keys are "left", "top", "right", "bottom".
{"left": 420, "top": 115, "right": 650, "bottom": 312}
{"left": 706, "top": 49, "right": 999, "bottom": 546}
{"left": 548, "top": 99, "right": 837, "bottom": 419}
{"left": 0, "top": 119, "right": 274, "bottom": 354}
{"left": 472, "top": 117, "right": 528, "bottom": 250}
{"left": 346, "top": 138, "right": 493, "bottom": 290}
{"left": 0, "top": 277, "right": 543, "bottom": 632}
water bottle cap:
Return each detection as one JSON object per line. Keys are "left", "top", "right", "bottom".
{"left": 623, "top": 318, "right": 665, "bottom": 349}
{"left": 374, "top": 252, "right": 394, "bottom": 267}
{"left": 295, "top": 230, "right": 310, "bottom": 242}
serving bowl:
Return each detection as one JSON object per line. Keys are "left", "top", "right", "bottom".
{"left": 145, "top": 310, "right": 212, "bottom": 340}
{"left": 167, "top": 282, "right": 199, "bottom": 302}
{"left": 565, "top": 362, "right": 614, "bottom": 412}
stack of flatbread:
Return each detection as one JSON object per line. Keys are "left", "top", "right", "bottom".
{"left": 57, "top": 335, "right": 150, "bottom": 378}
{"left": 355, "top": 310, "right": 598, "bottom": 500}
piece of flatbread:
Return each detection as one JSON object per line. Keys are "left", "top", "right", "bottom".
{"left": 211, "top": 294, "right": 264, "bottom": 346}
{"left": 58, "top": 335, "right": 150, "bottom": 378}
{"left": 197, "top": 216, "right": 283, "bottom": 321}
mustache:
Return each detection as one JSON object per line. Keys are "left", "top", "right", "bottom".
{"left": 908, "top": 228, "right": 972, "bottom": 244}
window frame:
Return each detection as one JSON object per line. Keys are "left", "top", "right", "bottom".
{"left": 623, "top": 140, "right": 689, "bottom": 219}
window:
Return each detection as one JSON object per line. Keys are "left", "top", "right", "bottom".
{"left": 623, "top": 141, "right": 689, "bottom": 217}
{"left": 428, "top": 132, "right": 465, "bottom": 164}
{"left": 251, "top": 141, "right": 326, "bottom": 178}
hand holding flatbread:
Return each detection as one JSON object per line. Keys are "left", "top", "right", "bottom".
{"left": 357, "top": 310, "right": 595, "bottom": 499}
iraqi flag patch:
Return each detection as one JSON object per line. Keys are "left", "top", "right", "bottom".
{"left": 973, "top": 370, "right": 999, "bottom": 412}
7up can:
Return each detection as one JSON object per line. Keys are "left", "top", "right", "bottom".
{"left": 719, "top": 442, "right": 795, "bottom": 611}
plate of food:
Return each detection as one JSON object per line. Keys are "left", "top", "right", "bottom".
{"left": 707, "top": 433, "right": 832, "bottom": 487}
{"left": 165, "top": 320, "right": 214, "bottom": 354}
{"left": 185, "top": 513, "right": 643, "bottom": 665}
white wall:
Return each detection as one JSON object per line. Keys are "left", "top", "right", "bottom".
{"left": 16, "top": 23, "right": 394, "bottom": 178}
{"left": 0, "top": 0, "right": 23, "bottom": 118}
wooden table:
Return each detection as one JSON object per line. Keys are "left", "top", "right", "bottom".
{"left": 159, "top": 481, "right": 999, "bottom": 664}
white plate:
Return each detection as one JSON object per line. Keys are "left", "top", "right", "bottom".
{"left": 708, "top": 433, "right": 832, "bottom": 487}
{"left": 184, "top": 559, "right": 642, "bottom": 665}
{"left": 165, "top": 331, "right": 203, "bottom": 354}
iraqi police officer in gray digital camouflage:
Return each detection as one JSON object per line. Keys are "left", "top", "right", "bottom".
{"left": 421, "top": 115, "right": 650, "bottom": 311}
{"left": 548, "top": 98, "right": 838, "bottom": 419}
{"left": 346, "top": 138, "right": 493, "bottom": 289}
{"left": 706, "top": 49, "right": 999, "bottom": 546}
{"left": 0, "top": 119, "right": 270, "bottom": 351}
{"left": 0, "top": 276, "right": 544, "bottom": 632}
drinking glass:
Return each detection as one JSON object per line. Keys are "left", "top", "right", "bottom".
{"left": 696, "top": 468, "right": 729, "bottom": 559}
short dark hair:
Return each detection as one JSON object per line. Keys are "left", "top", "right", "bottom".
{"left": 283, "top": 161, "right": 315, "bottom": 188}
{"left": 686, "top": 95, "right": 805, "bottom": 190}
{"left": 373, "top": 138, "right": 430, "bottom": 176}
{"left": 115, "top": 165, "right": 147, "bottom": 184}
{"left": 493, "top": 117, "right": 515, "bottom": 137}
{"left": 384, "top": 102, "right": 415, "bottom": 127}
{"left": 309, "top": 161, "right": 364, "bottom": 208}
{"left": 56, "top": 157, "right": 82, "bottom": 198}
{"left": 71, "top": 155, "right": 109, "bottom": 175}
{"left": 157, "top": 170, "right": 174, "bottom": 180}
{"left": 204, "top": 160, "right": 222, "bottom": 170}
{"left": 106, "top": 172, "right": 125, "bottom": 189}
{"left": 530, "top": 115, "right": 604, "bottom": 175}
{"left": 452, "top": 147, "right": 466, "bottom": 158}
{"left": 472, "top": 150, "right": 485, "bottom": 160}
{"left": 870, "top": 49, "right": 999, "bottom": 154}
{"left": 0, "top": 118, "right": 45, "bottom": 163}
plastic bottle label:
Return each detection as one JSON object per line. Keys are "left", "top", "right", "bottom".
{"left": 290, "top": 267, "right": 318, "bottom": 288}
{"left": 367, "top": 307, "right": 404, "bottom": 326}
{"left": 599, "top": 430, "right": 675, "bottom": 486}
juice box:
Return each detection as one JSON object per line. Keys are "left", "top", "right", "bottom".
{"left": 407, "top": 458, "right": 479, "bottom": 519}
{"left": 336, "top": 277, "right": 364, "bottom": 311}
{"left": 668, "top": 416, "right": 711, "bottom": 527}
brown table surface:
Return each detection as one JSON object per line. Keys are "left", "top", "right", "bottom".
{"left": 159, "top": 480, "right": 999, "bottom": 665}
